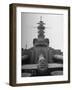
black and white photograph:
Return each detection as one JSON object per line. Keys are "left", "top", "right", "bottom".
{"left": 21, "top": 13, "right": 63, "bottom": 77}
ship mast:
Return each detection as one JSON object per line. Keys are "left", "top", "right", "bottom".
{"left": 37, "top": 16, "right": 45, "bottom": 40}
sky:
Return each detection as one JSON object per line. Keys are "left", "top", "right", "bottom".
{"left": 21, "top": 12, "right": 64, "bottom": 52}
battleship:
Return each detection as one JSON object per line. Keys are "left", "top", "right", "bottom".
{"left": 21, "top": 17, "right": 63, "bottom": 77}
